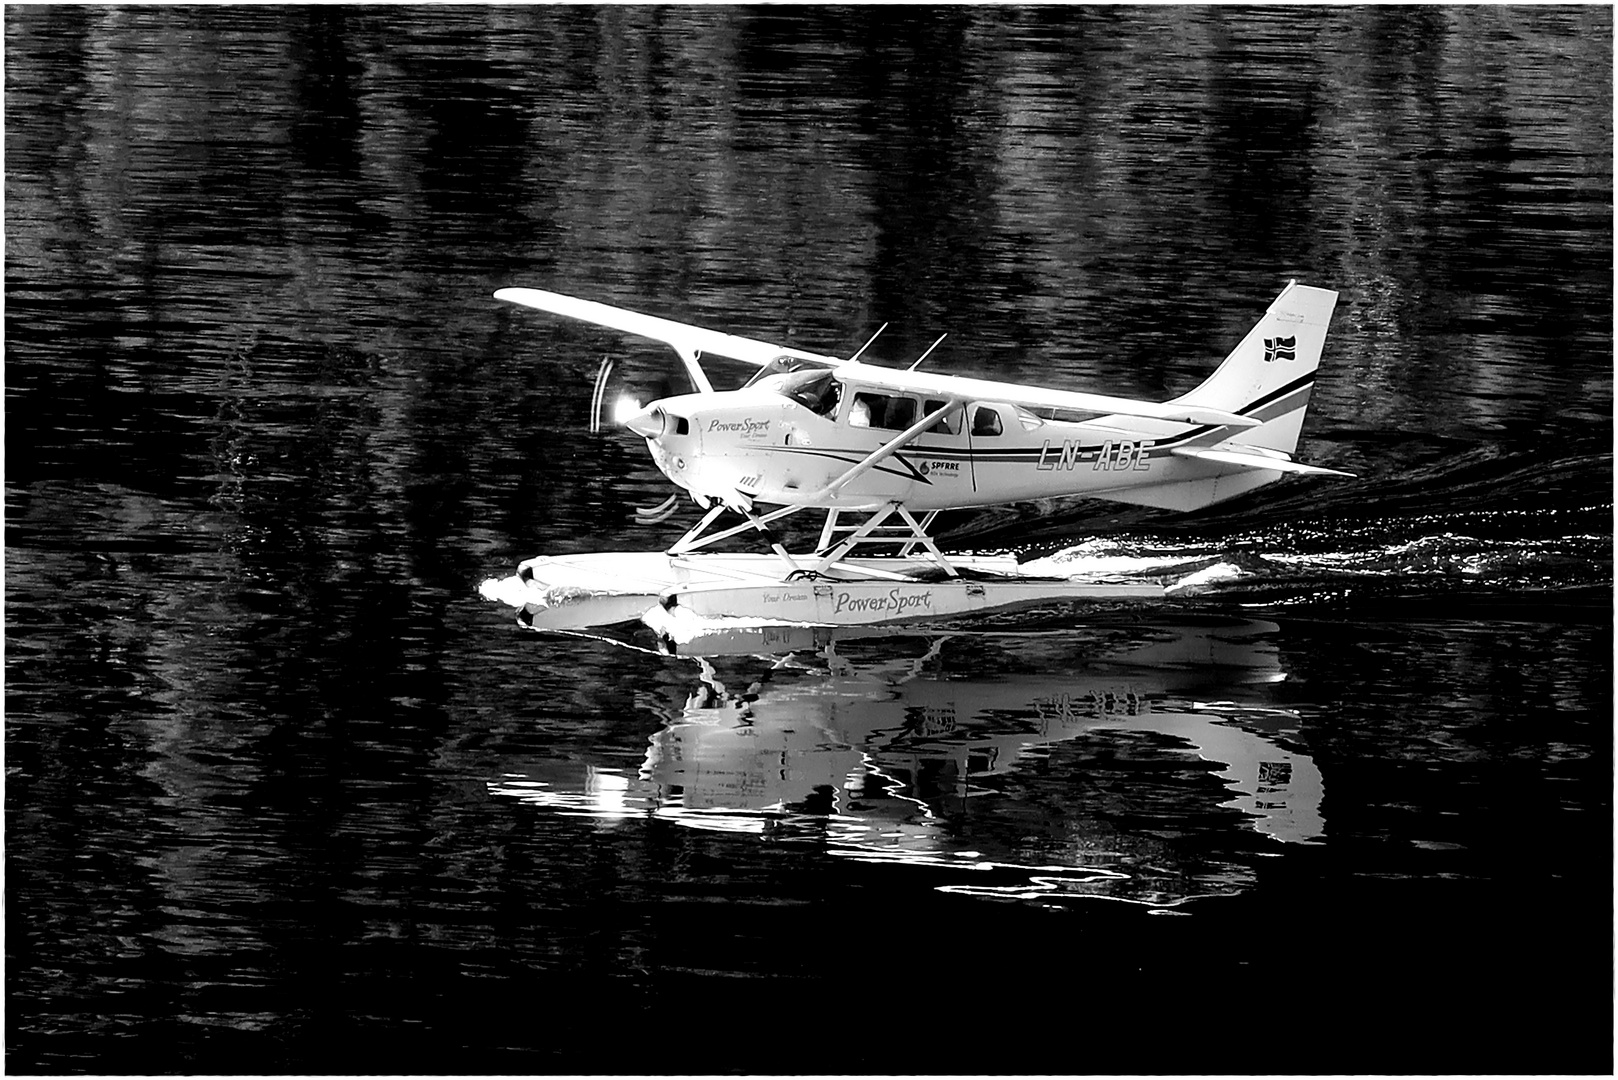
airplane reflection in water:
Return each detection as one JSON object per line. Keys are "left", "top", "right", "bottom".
{"left": 490, "top": 615, "right": 1324, "bottom": 906}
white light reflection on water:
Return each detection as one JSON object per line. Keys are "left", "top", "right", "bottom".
{"left": 490, "top": 617, "right": 1324, "bottom": 907}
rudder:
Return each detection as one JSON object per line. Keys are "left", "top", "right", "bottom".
{"left": 1171, "top": 281, "right": 1339, "bottom": 455}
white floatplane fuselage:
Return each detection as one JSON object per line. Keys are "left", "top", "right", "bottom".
{"left": 483, "top": 281, "right": 1349, "bottom": 629}
{"left": 633, "top": 366, "right": 1312, "bottom": 515}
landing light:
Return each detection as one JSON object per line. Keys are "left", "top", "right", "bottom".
{"left": 612, "top": 395, "right": 644, "bottom": 425}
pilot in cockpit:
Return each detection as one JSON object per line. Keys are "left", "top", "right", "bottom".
{"left": 764, "top": 367, "right": 840, "bottom": 418}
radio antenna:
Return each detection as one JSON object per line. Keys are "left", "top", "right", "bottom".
{"left": 907, "top": 333, "right": 948, "bottom": 371}
{"left": 848, "top": 323, "right": 888, "bottom": 362}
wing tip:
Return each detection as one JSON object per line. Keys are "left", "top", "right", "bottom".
{"left": 494, "top": 286, "right": 539, "bottom": 305}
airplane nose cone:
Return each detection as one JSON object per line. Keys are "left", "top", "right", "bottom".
{"left": 624, "top": 405, "right": 668, "bottom": 440}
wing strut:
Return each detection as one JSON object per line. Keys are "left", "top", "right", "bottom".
{"left": 802, "top": 399, "right": 963, "bottom": 504}
{"left": 669, "top": 502, "right": 811, "bottom": 555}
{"left": 668, "top": 502, "right": 824, "bottom": 578}
{"left": 660, "top": 399, "right": 967, "bottom": 578}
{"left": 662, "top": 500, "right": 960, "bottom": 581}
{"left": 814, "top": 504, "right": 958, "bottom": 577}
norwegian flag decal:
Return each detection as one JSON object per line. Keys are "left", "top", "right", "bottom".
{"left": 1263, "top": 336, "right": 1297, "bottom": 363}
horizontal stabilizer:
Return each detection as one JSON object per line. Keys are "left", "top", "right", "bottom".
{"left": 838, "top": 362, "right": 1259, "bottom": 430}
{"left": 495, "top": 287, "right": 844, "bottom": 369}
{"left": 1171, "top": 445, "right": 1353, "bottom": 477}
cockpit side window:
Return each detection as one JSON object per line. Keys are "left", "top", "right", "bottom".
{"left": 759, "top": 368, "right": 840, "bottom": 416}
{"left": 924, "top": 399, "right": 960, "bottom": 435}
{"left": 848, "top": 391, "right": 917, "bottom": 431}
{"left": 971, "top": 406, "right": 1004, "bottom": 437}
{"left": 780, "top": 370, "right": 838, "bottom": 415}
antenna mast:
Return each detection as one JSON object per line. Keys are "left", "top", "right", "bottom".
{"left": 907, "top": 334, "right": 948, "bottom": 371}
{"left": 848, "top": 323, "right": 888, "bottom": 362}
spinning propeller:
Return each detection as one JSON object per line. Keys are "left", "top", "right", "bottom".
{"left": 587, "top": 353, "right": 683, "bottom": 524}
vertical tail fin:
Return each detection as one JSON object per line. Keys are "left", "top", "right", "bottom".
{"left": 1172, "top": 281, "right": 1339, "bottom": 455}
{"left": 1102, "top": 282, "right": 1342, "bottom": 513}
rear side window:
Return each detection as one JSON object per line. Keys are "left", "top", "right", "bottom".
{"left": 924, "top": 399, "right": 959, "bottom": 435}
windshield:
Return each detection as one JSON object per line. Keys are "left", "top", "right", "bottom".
{"left": 759, "top": 369, "right": 838, "bottom": 414}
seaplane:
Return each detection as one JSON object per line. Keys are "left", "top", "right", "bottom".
{"left": 481, "top": 281, "right": 1349, "bottom": 630}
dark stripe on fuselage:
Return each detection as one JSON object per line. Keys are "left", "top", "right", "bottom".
{"left": 944, "top": 374, "right": 1318, "bottom": 462}
{"left": 772, "top": 445, "right": 935, "bottom": 484}
{"left": 1244, "top": 371, "right": 1317, "bottom": 416}
{"left": 1123, "top": 373, "right": 1317, "bottom": 451}
{"left": 764, "top": 373, "right": 1316, "bottom": 474}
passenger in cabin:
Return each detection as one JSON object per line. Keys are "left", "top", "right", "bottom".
{"left": 884, "top": 397, "right": 916, "bottom": 430}
{"left": 972, "top": 406, "right": 1003, "bottom": 436}
{"left": 849, "top": 391, "right": 919, "bottom": 431}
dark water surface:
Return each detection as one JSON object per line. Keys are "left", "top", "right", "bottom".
{"left": 6, "top": 6, "right": 1612, "bottom": 1074}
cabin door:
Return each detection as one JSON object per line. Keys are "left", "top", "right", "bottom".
{"left": 961, "top": 403, "right": 1013, "bottom": 496}
{"left": 910, "top": 398, "right": 977, "bottom": 497}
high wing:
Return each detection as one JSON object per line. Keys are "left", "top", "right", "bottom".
{"left": 495, "top": 288, "right": 842, "bottom": 392}
{"left": 495, "top": 286, "right": 1255, "bottom": 430}
{"left": 836, "top": 362, "right": 1258, "bottom": 430}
